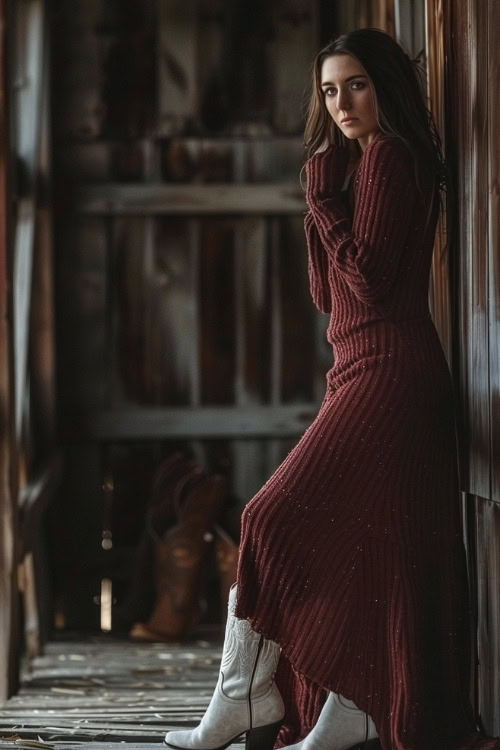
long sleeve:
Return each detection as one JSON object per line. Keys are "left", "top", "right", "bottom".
{"left": 307, "top": 138, "right": 417, "bottom": 306}
{"left": 304, "top": 211, "right": 331, "bottom": 314}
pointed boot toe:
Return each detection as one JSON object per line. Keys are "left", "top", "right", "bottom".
{"left": 164, "top": 730, "right": 195, "bottom": 748}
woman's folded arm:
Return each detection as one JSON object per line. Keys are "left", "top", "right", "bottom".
{"left": 307, "top": 138, "right": 417, "bottom": 306}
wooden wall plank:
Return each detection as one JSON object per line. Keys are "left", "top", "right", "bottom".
{"left": 466, "top": 0, "right": 491, "bottom": 500}
{"left": 234, "top": 219, "right": 271, "bottom": 405}
{"left": 488, "top": 0, "right": 500, "bottom": 503}
{"left": 199, "top": 221, "right": 236, "bottom": 405}
{"left": 57, "top": 142, "right": 112, "bottom": 182}
{"left": 75, "top": 183, "right": 306, "bottom": 216}
{"left": 113, "top": 217, "right": 153, "bottom": 404}
{"left": 280, "top": 216, "right": 315, "bottom": 403}
{"left": 57, "top": 218, "right": 109, "bottom": 410}
{"left": 337, "top": 0, "right": 395, "bottom": 34}
{"left": 188, "top": 220, "right": 201, "bottom": 407}
{"left": 426, "top": 0, "right": 453, "bottom": 367}
{"left": 270, "top": 0, "right": 318, "bottom": 134}
{"left": 113, "top": 217, "right": 200, "bottom": 406}
{"left": 13, "top": 198, "right": 36, "bottom": 438}
{"left": 196, "top": 0, "right": 229, "bottom": 133}
{"left": 52, "top": 1, "right": 105, "bottom": 139}
{"left": 11, "top": 0, "right": 46, "bottom": 443}
{"left": 269, "top": 219, "right": 282, "bottom": 407}
{"left": 74, "top": 405, "right": 320, "bottom": 441}
{"left": 100, "top": 2, "right": 156, "bottom": 138}
{"left": 0, "top": 0, "right": 18, "bottom": 701}
{"left": 395, "top": 0, "right": 425, "bottom": 55}
{"left": 232, "top": 219, "right": 270, "bottom": 503}
{"left": 63, "top": 136, "right": 305, "bottom": 184}
{"left": 151, "top": 216, "right": 200, "bottom": 406}
{"left": 158, "top": 0, "right": 198, "bottom": 135}
{"left": 475, "top": 499, "right": 500, "bottom": 734}
{"left": 54, "top": 0, "right": 156, "bottom": 140}
{"left": 245, "top": 138, "right": 304, "bottom": 182}
{"left": 48, "top": 445, "right": 106, "bottom": 631}
{"left": 267, "top": 218, "right": 284, "bottom": 473}
{"left": 30, "top": 92, "right": 56, "bottom": 452}
{"left": 24, "top": 34, "right": 59, "bottom": 652}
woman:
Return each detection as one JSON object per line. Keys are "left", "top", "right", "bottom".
{"left": 165, "top": 28, "right": 500, "bottom": 750}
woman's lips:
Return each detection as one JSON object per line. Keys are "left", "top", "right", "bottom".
{"left": 341, "top": 118, "right": 358, "bottom": 125}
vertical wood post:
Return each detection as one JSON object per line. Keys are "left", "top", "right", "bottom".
{"left": 0, "top": 0, "right": 19, "bottom": 700}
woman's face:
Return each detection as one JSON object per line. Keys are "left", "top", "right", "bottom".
{"left": 320, "top": 54, "right": 380, "bottom": 151}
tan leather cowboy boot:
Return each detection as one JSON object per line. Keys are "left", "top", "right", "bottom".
{"left": 121, "top": 454, "right": 202, "bottom": 628}
{"left": 132, "top": 473, "right": 227, "bottom": 641}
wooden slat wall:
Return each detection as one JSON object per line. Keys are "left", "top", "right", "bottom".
{"left": 337, "top": 0, "right": 395, "bottom": 35}
{"left": 426, "top": 0, "right": 500, "bottom": 735}
{"left": 51, "top": 0, "right": 325, "bottom": 630}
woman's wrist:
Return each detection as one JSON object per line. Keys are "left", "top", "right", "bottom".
{"left": 305, "top": 144, "right": 350, "bottom": 205}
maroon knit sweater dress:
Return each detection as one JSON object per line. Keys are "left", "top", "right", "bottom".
{"left": 234, "top": 136, "right": 500, "bottom": 750}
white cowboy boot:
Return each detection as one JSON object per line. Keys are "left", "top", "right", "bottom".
{"left": 282, "top": 692, "right": 380, "bottom": 750}
{"left": 164, "top": 584, "right": 284, "bottom": 750}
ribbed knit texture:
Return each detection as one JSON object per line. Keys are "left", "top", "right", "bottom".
{"left": 235, "top": 137, "right": 500, "bottom": 750}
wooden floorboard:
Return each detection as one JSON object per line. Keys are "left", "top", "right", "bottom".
{"left": 0, "top": 633, "right": 245, "bottom": 749}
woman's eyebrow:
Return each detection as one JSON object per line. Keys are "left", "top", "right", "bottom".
{"left": 321, "top": 74, "right": 367, "bottom": 87}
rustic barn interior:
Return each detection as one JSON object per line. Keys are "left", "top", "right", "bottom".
{"left": 0, "top": 0, "right": 499, "bottom": 746}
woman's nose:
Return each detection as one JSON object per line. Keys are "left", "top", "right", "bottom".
{"left": 336, "top": 89, "right": 351, "bottom": 111}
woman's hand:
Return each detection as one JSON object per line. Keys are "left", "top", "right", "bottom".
{"left": 305, "top": 144, "right": 351, "bottom": 207}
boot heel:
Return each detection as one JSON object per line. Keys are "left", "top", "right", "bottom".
{"left": 246, "top": 720, "right": 282, "bottom": 750}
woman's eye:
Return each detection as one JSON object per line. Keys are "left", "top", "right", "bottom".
{"left": 324, "top": 81, "right": 365, "bottom": 97}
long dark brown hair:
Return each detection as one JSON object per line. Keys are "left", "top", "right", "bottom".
{"left": 304, "top": 28, "right": 451, "bottom": 241}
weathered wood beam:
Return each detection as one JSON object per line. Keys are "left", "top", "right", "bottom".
{"left": 0, "top": 0, "right": 18, "bottom": 703}
{"left": 13, "top": 0, "right": 45, "bottom": 438}
{"left": 488, "top": 0, "right": 500, "bottom": 504}
{"left": 13, "top": 198, "right": 36, "bottom": 437}
{"left": 20, "top": 453, "right": 62, "bottom": 517}
{"left": 74, "top": 183, "right": 306, "bottom": 216}
{"left": 72, "top": 405, "right": 320, "bottom": 441}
